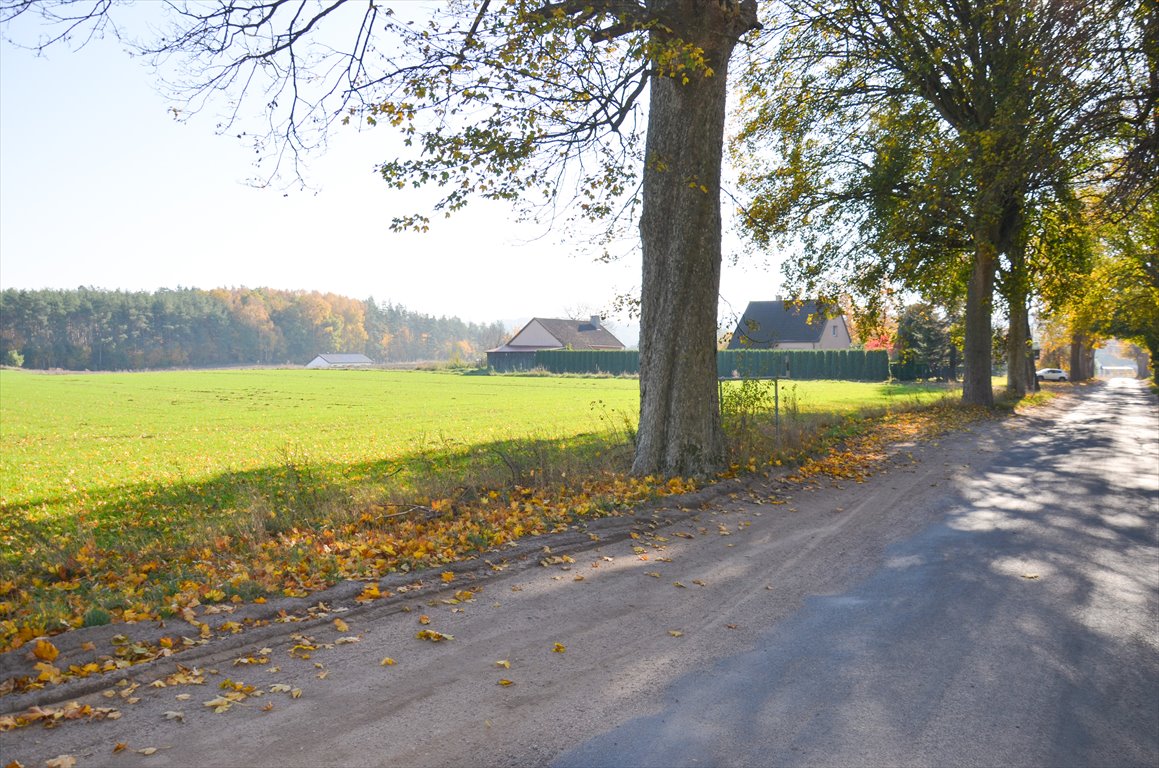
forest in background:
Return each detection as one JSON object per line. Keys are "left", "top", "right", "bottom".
{"left": 0, "top": 288, "right": 508, "bottom": 370}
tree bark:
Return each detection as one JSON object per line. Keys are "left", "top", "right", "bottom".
{"left": 1070, "top": 332, "right": 1093, "bottom": 381}
{"left": 1005, "top": 297, "right": 1034, "bottom": 397}
{"left": 962, "top": 239, "right": 997, "bottom": 407}
{"left": 632, "top": 0, "right": 759, "bottom": 476}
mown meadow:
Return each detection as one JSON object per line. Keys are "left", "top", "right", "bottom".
{"left": 0, "top": 367, "right": 962, "bottom": 666}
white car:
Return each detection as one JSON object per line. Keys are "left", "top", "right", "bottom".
{"left": 1036, "top": 368, "right": 1068, "bottom": 382}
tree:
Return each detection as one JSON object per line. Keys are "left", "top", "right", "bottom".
{"left": 2, "top": 0, "right": 762, "bottom": 475}
{"left": 734, "top": 0, "right": 1136, "bottom": 406}
{"left": 895, "top": 303, "right": 955, "bottom": 381}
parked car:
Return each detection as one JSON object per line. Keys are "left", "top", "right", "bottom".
{"left": 1036, "top": 368, "right": 1069, "bottom": 382}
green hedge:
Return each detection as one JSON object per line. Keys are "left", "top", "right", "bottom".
{"left": 530, "top": 349, "right": 889, "bottom": 381}
{"left": 533, "top": 349, "right": 641, "bottom": 375}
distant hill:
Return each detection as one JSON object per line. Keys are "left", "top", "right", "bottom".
{"left": 0, "top": 287, "right": 507, "bottom": 370}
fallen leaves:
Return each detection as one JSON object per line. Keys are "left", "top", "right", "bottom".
{"left": 552, "top": 643, "right": 566, "bottom": 654}
{"left": 0, "top": 701, "right": 121, "bottom": 731}
{"left": 415, "top": 629, "right": 453, "bottom": 642}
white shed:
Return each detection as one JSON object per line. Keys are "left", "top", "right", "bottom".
{"left": 306, "top": 353, "right": 374, "bottom": 369}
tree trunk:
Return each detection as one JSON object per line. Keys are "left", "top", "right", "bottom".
{"left": 1006, "top": 300, "right": 1032, "bottom": 397}
{"left": 633, "top": 0, "right": 760, "bottom": 476}
{"left": 962, "top": 241, "right": 997, "bottom": 407}
{"left": 1003, "top": 216, "right": 1033, "bottom": 398}
{"left": 1070, "top": 331, "right": 1090, "bottom": 381}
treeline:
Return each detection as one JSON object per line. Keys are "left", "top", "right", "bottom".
{"left": 0, "top": 288, "right": 507, "bottom": 370}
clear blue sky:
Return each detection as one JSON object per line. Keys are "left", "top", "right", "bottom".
{"left": 0, "top": 7, "right": 780, "bottom": 339}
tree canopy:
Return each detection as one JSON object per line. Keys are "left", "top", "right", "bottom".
{"left": 733, "top": 0, "right": 1147, "bottom": 403}
{"left": 0, "top": 287, "right": 505, "bottom": 369}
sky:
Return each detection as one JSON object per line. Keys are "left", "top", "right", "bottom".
{"left": 0, "top": 7, "right": 783, "bottom": 344}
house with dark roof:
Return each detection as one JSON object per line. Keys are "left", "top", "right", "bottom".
{"left": 487, "top": 316, "right": 625, "bottom": 371}
{"left": 727, "top": 300, "right": 852, "bottom": 350}
{"left": 305, "top": 353, "right": 375, "bottom": 369}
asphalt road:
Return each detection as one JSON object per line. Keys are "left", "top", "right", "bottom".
{"left": 5, "top": 379, "right": 1157, "bottom": 768}
{"left": 557, "top": 377, "right": 1159, "bottom": 768}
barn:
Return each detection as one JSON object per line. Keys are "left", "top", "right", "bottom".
{"left": 305, "top": 353, "right": 375, "bottom": 369}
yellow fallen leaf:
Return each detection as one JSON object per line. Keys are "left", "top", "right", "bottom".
{"left": 333, "top": 618, "right": 349, "bottom": 633}
{"left": 668, "top": 630, "right": 684, "bottom": 637}
{"left": 1021, "top": 573, "right": 1040, "bottom": 580}
{"left": 416, "top": 629, "right": 453, "bottom": 642}
{"left": 495, "top": 660, "right": 510, "bottom": 669}
{"left": 290, "top": 688, "right": 302, "bottom": 699}
{"left": 261, "top": 702, "right": 274, "bottom": 712}
{"left": 380, "top": 657, "right": 397, "bottom": 666}
{"left": 45, "top": 756, "right": 76, "bottom": 768}
{"left": 672, "top": 582, "right": 686, "bottom": 588}
{"left": 418, "top": 615, "right": 431, "bottom": 625}
{"left": 552, "top": 643, "right": 566, "bottom": 654}
{"left": 32, "top": 639, "right": 59, "bottom": 662}
{"left": 497, "top": 679, "right": 514, "bottom": 686}
{"left": 269, "top": 684, "right": 293, "bottom": 693}
{"left": 335, "top": 636, "right": 360, "bottom": 645}
{"left": 163, "top": 711, "right": 184, "bottom": 722}
{"left": 203, "top": 696, "right": 235, "bottom": 713}
{"left": 175, "top": 693, "right": 192, "bottom": 701}
{"left": 113, "top": 742, "right": 128, "bottom": 753}
{"left": 441, "top": 571, "right": 455, "bottom": 583}
{"left": 80, "top": 641, "right": 96, "bottom": 652}
{"left": 137, "top": 747, "right": 158, "bottom": 756}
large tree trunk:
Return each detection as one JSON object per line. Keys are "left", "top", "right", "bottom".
{"left": 633, "top": 0, "right": 760, "bottom": 476}
{"left": 1002, "top": 213, "right": 1033, "bottom": 398}
{"left": 962, "top": 241, "right": 997, "bottom": 407}
{"left": 1005, "top": 299, "right": 1033, "bottom": 397}
{"left": 1069, "top": 331, "right": 1094, "bottom": 381}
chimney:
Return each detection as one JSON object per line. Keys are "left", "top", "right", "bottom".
{"left": 590, "top": 314, "right": 601, "bottom": 329}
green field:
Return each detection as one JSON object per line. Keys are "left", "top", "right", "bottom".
{"left": 0, "top": 368, "right": 958, "bottom": 647}
{"left": 0, "top": 369, "right": 641, "bottom": 510}
{"left": 1, "top": 369, "right": 955, "bottom": 512}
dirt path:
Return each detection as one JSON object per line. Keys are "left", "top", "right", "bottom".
{"left": 4, "top": 385, "right": 1154, "bottom": 767}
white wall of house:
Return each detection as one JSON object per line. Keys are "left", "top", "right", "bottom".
{"left": 509, "top": 320, "right": 561, "bottom": 348}
{"left": 817, "top": 318, "right": 852, "bottom": 349}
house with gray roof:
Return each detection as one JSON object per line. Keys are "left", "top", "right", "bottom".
{"left": 487, "top": 316, "right": 624, "bottom": 371}
{"left": 727, "top": 300, "right": 851, "bottom": 350}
